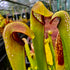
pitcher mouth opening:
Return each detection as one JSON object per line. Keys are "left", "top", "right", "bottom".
{"left": 12, "top": 32, "right": 25, "bottom": 46}
{"left": 50, "top": 17, "right": 61, "bottom": 24}
{"left": 32, "top": 11, "right": 45, "bottom": 25}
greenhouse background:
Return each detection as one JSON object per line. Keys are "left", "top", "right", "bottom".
{"left": 0, "top": 0, "right": 70, "bottom": 15}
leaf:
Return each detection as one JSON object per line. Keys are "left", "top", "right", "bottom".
{"left": 51, "top": 10, "right": 70, "bottom": 70}
{"left": 30, "top": 1, "right": 53, "bottom": 70}
{"left": 3, "top": 22, "right": 35, "bottom": 70}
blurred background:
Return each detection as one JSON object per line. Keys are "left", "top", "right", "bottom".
{"left": 0, "top": 0, "right": 70, "bottom": 15}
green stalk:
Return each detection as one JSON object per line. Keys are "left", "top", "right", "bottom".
{"left": 51, "top": 10, "right": 70, "bottom": 70}
{"left": 48, "top": 31, "right": 56, "bottom": 70}
{"left": 23, "top": 38, "right": 37, "bottom": 69}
